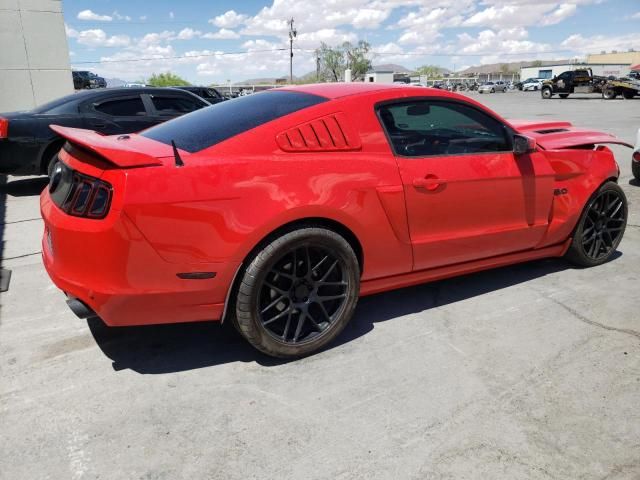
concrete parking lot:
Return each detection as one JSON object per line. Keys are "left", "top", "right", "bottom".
{"left": 1, "top": 91, "right": 639, "bottom": 479}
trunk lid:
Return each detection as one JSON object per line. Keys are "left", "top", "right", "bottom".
{"left": 510, "top": 120, "right": 633, "bottom": 150}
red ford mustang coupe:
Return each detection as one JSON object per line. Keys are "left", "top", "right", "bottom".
{"left": 41, "top": 83, "right": 630, "bottom": 358}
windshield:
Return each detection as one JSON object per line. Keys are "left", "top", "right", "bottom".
{"left": 142, "top": 90, "right": 327, "bottom": 153}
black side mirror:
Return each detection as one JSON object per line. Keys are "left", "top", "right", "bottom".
{"left": 513, "top": 134, "right": 536, "bottom": 155}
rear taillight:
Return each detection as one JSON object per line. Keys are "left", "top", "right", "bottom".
{"left": 49, "top": 162, "right": 112, "bottom": 219}
{"left": 0, "top": 117, "right": 8, "bottom": 139}
{"left": 633, "top": 151, "right": 640, "bottom": 162}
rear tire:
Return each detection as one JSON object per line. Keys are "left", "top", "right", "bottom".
{"left": 565, "top": 182, "right": 627, "bottom": 267}
{"left": 235, "top": 227, "right": 360, "bottom": 358}
{"left": 602, "top": 88, "right": 617, "bottom": 100}
{"left": 622, "top": 90, "right": 636, "bottom": 99}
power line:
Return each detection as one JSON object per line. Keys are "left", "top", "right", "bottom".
{"left": 72, "top": 48, "right": 288, "bottom": 64}
{"left": 70, "top": 45, "right": 595, "bottom": 66}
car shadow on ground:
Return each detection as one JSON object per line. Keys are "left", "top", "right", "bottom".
{"left": 88, "top": 257, "right": 575, "bottom": 374}
{"left": 0, "top": 176, "right": 48, "bottom": 197}
{"left": 629, "top": 178, "right": 640, "bottom": 187}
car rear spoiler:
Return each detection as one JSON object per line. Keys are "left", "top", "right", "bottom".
{"left": 510, "top": 120, "right": 633, "bottom": 150}
{"left": 50, "top": 125, "right": 165, "bottom": 168}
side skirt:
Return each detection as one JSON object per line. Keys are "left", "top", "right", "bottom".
{"left": 360, "top": 239, "right": 571, "bottom": 297}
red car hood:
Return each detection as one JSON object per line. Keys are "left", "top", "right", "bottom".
{"left": 50, "top": 125, "right": 174, "bottom": 168}
{"left": 510, "top": 120, "right": 633, "bottom": 150}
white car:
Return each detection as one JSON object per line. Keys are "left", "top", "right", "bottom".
{"left": 522, "top": 79, "right": 544, "bottom": 91}
{"left": 633, "top": 127, "right": 640, "bottom": 180}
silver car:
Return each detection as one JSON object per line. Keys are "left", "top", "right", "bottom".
{"left": 478, "top": 81, "right": 507, "bottom": 93}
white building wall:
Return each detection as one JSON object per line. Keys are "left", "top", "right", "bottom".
{"left": 365, "top": 72, "right": 394, "bottom": 83}
{"left": 520, "top": 64, "right": 632, "bottom": 80}
{"left": 0, "top": 0, "right": 73, "bottom": 112}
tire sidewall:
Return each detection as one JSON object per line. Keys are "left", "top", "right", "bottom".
{"left": 568, "top": 182, "right": 627, "bottom": 267}
{"left": 236, "top": 228, "right": 360, "bottom": 358}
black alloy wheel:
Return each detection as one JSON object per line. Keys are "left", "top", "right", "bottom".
{"left": 258, "top": 244, "right": 350, "bottom": 344}
{"left": 565, "top": 182, "right": 627, "bottom": 267}
{"left": 234, "top": 228, "right": 360, "bottom": 358}
{"left": 580, "top": 190, "right": 626, "bottom": 260}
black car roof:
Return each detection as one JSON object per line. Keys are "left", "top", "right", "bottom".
{"left": 31, "top": 87, "right": 208, "bottom": 113}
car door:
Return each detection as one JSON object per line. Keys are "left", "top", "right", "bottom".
{"left": 145, "top": 93, "right": 207, "bottom": 123}
{"left": 377, "top": 99, "right": 555, "bottom": 271}
{"left": 555, "top": 72, "right": 572, "bottom": 93}
{"left": 83, "top": 94, "right": 157, "bottom": 134}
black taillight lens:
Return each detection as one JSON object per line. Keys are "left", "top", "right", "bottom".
{"left": 633, "top": 151, "right": 640, "bottom": 162}
{"left": 49, "top": 161, "right": 112, "bottom": 219}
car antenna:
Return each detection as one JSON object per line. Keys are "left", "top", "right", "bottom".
{"left": 171, "top": 140, "right": 184, "bottom": 167}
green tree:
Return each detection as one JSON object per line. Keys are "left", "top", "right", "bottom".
{"left": 146, "top": 72, "right": 191, "bottom": 87}
{"left": 315, "top": 41, "right": 372, "bottom": 82}
{"left": 344, "top": 40, "right": 372, "bottom": 81}
{"left": 416, "top": 65, "right": 442, "bottom": 78}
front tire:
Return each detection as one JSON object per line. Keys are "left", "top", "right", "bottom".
{"left": 602, "top": 88, "right": 617, "bottom": 100}
{"left": 235, "top": 227, "right": 360, "bottom": 358}
{"left": 565, "top": 182, "right": 627, "bottom": 267}
{"left": 541, "top": 88, "right": 553, "bottom": 99}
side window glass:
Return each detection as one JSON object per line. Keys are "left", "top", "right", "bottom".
{"left": 379, "top": 101, "right": 510, "bottom": 157}
{"left": 152, "top": 96, "right": 201, "bottom": 114}
{"left": 95, "top": 97, "right": 146, "bottom": 116}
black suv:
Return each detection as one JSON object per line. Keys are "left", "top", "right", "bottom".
{"left": 172, "top": 86, "right": 225, "bottom": 104}
{"left": 0, "top": 87, "right": 209, "bottom": 176}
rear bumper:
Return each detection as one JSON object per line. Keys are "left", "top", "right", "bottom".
{"left": 41, "top": 190, "right": 240, "bottom": 326}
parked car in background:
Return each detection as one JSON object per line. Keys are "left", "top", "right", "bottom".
{"left": 41, "top": 83, "right": 630, "bottom": 358}
{"left": 478, "top": 82, "right": 506, "bottom": 93}
{"left": 72, "top": 71, "right": 106, "bottom": 90}
{"left": 522, "top": 79, "right": 544, "bottom": 91}
{"left": 633, "top": 127, "right": 640, "bottom": 180}
{"left": 0, "top": 87, "right": 209, "bottom": 176}
{"left": 173, "top": 86, "right": 225, "bottom": 104}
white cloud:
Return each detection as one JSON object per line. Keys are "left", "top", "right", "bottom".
{"left": 169, "top": 12, "right": 175, "bottom": 19}
{"left": 139, "top": 31, "right": 175, "bottom": 47}
{"left": 76, "top": 29, "right": 131, "bottom": 47}
{"left": 139, "top": 15, "right": 147, "bottom": 21}
{"left": 210, "top": 10, "right": 248, "bottom": 28}
{"left": 176, "top": 28, "right": 202, "bottom": 40}
{"left": 112, "top": 11, "right": 132, "bottom": 22}
{"left": 462, "top": 2, "right": 582, "bottom": 28}
{"left": 65, "top": 23, "right": 78, "bottom": 38}
{"left": 77, "top": 10, "right": 112, "bottom": 21}
{"left": 561, "top": 32, "right": 640, "bottom": 55}
{"left": 296, "top": 29, "right": 358, "bottom": 49}
{"left": 202, "top": 29, "right": 241, "bottom": 40}
{"left": 628, "top": 11, "right": 640, "bottom": 20}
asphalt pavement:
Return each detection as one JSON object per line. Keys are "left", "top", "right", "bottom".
{"left": 1, "top": 90, "right": 639, "bottom": 480}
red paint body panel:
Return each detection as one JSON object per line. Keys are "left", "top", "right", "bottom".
{"left": 510, "top": 120, "right": 634, "bottom": 149}
{"left": 40, "top": 84, "right": 624, "bottom": 327}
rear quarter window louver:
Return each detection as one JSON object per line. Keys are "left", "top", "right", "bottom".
{"left": 276, "top": 112, "right": 361, "bottom": 152}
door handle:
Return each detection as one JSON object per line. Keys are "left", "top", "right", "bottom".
{"left": 413, "top": 176, "right": 447, "bottom": 191}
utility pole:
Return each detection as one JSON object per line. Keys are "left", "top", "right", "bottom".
{"left": 288, "top": 18, "right": 296, "bottom": 84}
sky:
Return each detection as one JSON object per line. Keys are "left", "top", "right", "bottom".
{"left": 63, "top": 0, "right": 640, "bottom": 84}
